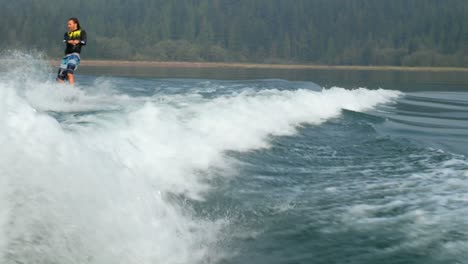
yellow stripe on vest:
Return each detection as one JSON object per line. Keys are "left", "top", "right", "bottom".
{"left": 68, "top": 30, "right": 81, "bottom": 39}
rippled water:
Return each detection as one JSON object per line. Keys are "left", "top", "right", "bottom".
{"left": 1, "top": 54, "right": 467, "bottom": 263}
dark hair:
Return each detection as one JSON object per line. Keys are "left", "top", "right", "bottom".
{"left": 69, "top": 17, "right": 81, "bottom": 30}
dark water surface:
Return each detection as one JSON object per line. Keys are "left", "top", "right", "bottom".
{"left": 80, "top": 65, "right": 468, "bottom": 91}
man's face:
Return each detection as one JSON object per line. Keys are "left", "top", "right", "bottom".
{"left": 68, "top": 20, "right": 77, "bottom": 32}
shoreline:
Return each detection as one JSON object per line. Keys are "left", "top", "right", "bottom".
{"left": 46, "top": 59, "right": 467, "bottom": 72}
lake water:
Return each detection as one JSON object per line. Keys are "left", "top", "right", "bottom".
{"left": 1, "top": 54, "right": 467, "bottom": 263}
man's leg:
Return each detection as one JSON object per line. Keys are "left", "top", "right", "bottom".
{"left": 56, "top": 56, "right": 69, "bottom": 83}
{"left": 56, "top": 68, "right": 68, "bottom": 83}
{"left": 66, "top": 57, "right": 78, "bottom": 85}
{"left": 67, "top": 73, "right": 75, "bottom": 85}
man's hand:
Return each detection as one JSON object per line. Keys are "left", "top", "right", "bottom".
{"left": 67, "top": 40, "right": 80, "bottom": 45}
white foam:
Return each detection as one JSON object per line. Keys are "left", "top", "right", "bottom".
{"left": 325, "top": 187, "right": 338, "bottom": 193}
{"left": 0, "top": 86, "right": 226, "bottom": 263}
{"left": 185, "top": 87, "right": 400, "bottom": 152}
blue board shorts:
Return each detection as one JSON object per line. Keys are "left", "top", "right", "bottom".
{"left": 56, "top": 53, "right": 80, "bottom": 81}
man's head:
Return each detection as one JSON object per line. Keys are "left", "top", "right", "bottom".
{"left": 67, "top": 18, "right": 80, "bottom": 32}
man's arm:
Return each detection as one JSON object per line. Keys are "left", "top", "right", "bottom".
{"left": 80, "top": 31, "right": 87, "bottom": 46}
{"left": 64, "top": 32, "right": 78, "bottom": 45}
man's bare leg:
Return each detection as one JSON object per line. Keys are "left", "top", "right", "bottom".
{"left": 67, "top": 73, "right": 75, "bottom": 85}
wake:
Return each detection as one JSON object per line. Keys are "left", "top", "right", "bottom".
{"left": 0, "top": 52, "right": 402, "bottom": 264}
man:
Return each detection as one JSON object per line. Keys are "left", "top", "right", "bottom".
{"left": 56, "top": 18, "right": 87, "bottom": 85}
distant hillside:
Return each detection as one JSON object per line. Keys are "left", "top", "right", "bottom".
{"left": 1, "top": 0, "right": 467, "bottom": 66}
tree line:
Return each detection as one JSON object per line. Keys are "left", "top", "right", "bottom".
{"left": 1, "top": 0, "right": 467, "bottom": 66}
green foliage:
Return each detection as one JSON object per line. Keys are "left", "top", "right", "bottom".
{"left": 1, "top": 0, "right": 467, "bottom": 66}
{"left": 94, "top": 36, "right": 133, "bottom": 59}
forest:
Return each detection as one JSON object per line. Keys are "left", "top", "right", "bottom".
{"left": 1, "top": 0, "right": 467, "bottom": 66}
